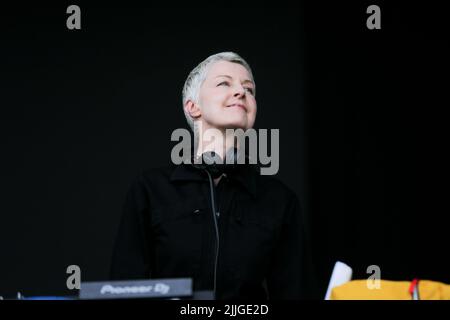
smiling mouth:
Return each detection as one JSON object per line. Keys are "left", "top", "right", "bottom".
{"left": 227, "top": 104, "right": 247, "bottom": 111}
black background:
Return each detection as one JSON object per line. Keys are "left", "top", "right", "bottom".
{"left": 0, "top": 2, "right": 448, "bottom": 298}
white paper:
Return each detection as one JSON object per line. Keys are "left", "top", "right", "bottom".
{"left": 324, "top": 261, "right": 353, "bottom": 300}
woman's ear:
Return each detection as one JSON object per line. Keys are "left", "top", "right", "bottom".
{"left": 185, "top": 100, "right": 202, "bottom": 119}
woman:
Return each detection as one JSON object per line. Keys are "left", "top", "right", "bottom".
{"left": 110, "top": 52, "right": 317, "bottom": 299}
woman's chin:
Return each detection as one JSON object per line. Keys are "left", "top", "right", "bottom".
{"left": 220, "top": 121, "right": 248, "bottom": 130}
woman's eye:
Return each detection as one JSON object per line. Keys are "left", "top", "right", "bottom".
{"left": 245, "top": 87, "right": 254, "bottom": 94}
{"left": 217, "top": 81, "right": 229, "bottom": 86}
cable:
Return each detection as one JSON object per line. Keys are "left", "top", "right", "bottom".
{"left": 205, "top": 170, "right": 220, "bottom": 300}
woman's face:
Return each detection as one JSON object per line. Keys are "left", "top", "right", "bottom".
{"left": 196, "top": 60, "right": 257, "bottom": 131}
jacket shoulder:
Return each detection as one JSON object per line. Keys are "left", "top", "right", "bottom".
{"left": 255, "top": 173, "right": 298, "bottom": 201}
{"left": 140, "top": 165, "right": 175, "bottom": 180}
{"left": 123, "top": 165, "right": 176, "bottom": 193}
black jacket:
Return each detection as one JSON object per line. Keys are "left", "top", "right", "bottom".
{"left": 110, "top": 163, "right": 317, "bottom": 299}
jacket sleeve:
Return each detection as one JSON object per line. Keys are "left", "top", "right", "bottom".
{"left": 109, "top": 174, "right": 152, "bottom": 280}
{"left": 266, "top": 193, "right": 319, "bottom": 299}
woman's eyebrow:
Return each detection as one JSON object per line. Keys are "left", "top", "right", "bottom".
{"left": 215, "top": 75, "right": 254, "bottom": 85}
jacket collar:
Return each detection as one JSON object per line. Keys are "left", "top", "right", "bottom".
{"left": 170, "top": 163, "right": 258, "bottom": 198}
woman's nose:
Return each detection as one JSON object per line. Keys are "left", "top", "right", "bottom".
{"left": 233, "top": 86, "right": 246, "bottom": 98}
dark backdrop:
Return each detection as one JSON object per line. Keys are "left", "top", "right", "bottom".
{"left": 0, "top": 2, "right": 447, "bottom": 298}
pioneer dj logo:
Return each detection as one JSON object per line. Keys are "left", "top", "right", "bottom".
{"left": 100, "top": 283, "right": 170, "bottom": 295}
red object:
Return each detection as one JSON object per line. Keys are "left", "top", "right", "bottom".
{"left": 409, "top": 278, "right": 420, "bottom": 296}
